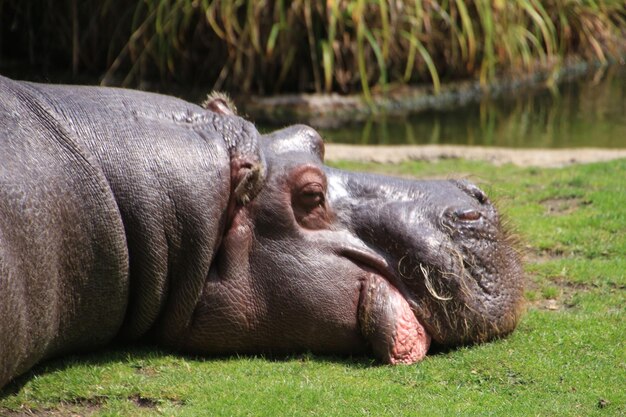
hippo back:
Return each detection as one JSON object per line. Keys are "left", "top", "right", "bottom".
{"left": 0, "top": 76, "right": 233, "bottom": 387}
{"left": 25, "top": 80, "right": 234, "bottom": 341}
{"left": 0, "top": 76, "right": 129, "bottom": 386}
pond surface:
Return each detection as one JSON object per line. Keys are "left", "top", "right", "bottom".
{"left": 319, "top": 65, "right": 626, "bottom": 148}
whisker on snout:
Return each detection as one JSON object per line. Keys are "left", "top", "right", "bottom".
{"left": 420, "top": 263, "right": 452, "bottom": 301}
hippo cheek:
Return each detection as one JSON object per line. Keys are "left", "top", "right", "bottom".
{"left": 246, "top": 249, "right": 364, "bottom": 353}
{"left": 246, "top": 234, "right": 431, "bottom": 364}
{"left": 312, "top": 237, "right": 433, "bottom": 364}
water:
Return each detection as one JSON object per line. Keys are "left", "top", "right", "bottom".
{"left": 319, "top": 66, "right": 626, "bottom": 148}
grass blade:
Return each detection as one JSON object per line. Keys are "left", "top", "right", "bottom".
{"left": 401, "top": 30, "right": 441, "bottom": 94}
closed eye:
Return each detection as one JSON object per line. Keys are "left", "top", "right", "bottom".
{"left": 299, "top": 183, "right": 325, "bottom": 208}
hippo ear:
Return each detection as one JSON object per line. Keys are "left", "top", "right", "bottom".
{"left": 232, "top": 160, "right": 265, "bottom": 206}
{"left": 202, "top": 91, "right": 237, "bottom": 116}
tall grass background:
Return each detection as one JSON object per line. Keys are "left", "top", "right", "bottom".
{"left": 1, "top": 0, "right": 624, "bottom": 96}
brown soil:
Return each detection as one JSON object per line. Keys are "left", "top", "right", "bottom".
{"left": 540, "top": 196, "right": 591, "bottom": 215}
{"left": 324, "top": 145, "right": 626, "bottom": 167}
{"left": 1, "top": 401, "right": 101, "bottom": 416}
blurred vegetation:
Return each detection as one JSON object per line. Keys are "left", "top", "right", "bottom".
{"left": 1, "top": 0, "right": 625, "bottom": 96}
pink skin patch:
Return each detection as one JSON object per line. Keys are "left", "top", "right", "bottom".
{"left": 387, "top": 286, "right": 430, "bottom": 364}
{"left": 359, "top": 274, "right": 431, "bottom": 364}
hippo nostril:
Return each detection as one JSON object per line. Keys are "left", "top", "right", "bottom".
{"left": 455, "top": 209, "right": 482, "bottom": 221}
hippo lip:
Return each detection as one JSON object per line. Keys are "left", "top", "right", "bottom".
{"left": 337, "top": 246, "right": 431, "bottom": 363}
{"left": 337, "top": 246, "right": 414, "bottom": 302}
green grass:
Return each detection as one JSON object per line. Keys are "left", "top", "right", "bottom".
{"left": 1, "top": 159, "right": 625, "bottom": 416}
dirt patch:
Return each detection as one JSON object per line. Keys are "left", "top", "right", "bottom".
{"left": 0, "top": 406, "right": 99, "bottom": 417}
{"left": 1, "top": 397, "right": 104, "bottom": 417}
{"left": 540, "top": 196, "right": 591, "bottom": 215}
{"left": 325, "top": 145, "right": 626, "bottom": 168}
{"left": 1, "top": 394, "right": 183, "bottom": 416}
{"left": 524, "top": 249, "right": 563, "bottom": 265}
{"left": 525, "top": 274, "right": 594, "bottom": 311}
{"left": 132, "top": 364, "right": 159, "bottom": 377}
{"left": 129, "top": 394, "right": 159, "bottom": 408}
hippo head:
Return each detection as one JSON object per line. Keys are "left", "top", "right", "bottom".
{"left": 186, "top": 124, "right": 524, "bottom": 364}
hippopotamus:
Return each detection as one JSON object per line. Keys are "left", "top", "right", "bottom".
{"left": 0, "top": 75, "right": 524, "bottom": 389}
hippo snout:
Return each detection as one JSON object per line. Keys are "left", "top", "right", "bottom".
{"left": 442, "top": 201, "right": 500, "bottom": 241}
{"left": 448, "top": 208, "right": 483, "bottom": 222}
{"left": 326, "top": 172, "right": 524, "bottom": 347}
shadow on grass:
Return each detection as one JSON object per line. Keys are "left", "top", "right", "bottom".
{"left": 1, "top": 336, "right": 480, "bottom": 399}
{"left": 2, "top": 342, "right": 421, "bottom": 399}
{"left": 0, "top": 344, "right": 156, "bottom": 399}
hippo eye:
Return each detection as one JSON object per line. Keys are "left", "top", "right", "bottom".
{"left": 290, "top": 166, "right": 331, "bottom": 229}
{"left": 299, "top": 183, "right": 325, "bottom": 208}
{"left": 292, "top": 181, "right": 331, "bottom": 230}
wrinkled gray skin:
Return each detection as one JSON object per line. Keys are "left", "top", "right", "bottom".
{"left": 0, "top": 75, "right": 524, "bottom": 389}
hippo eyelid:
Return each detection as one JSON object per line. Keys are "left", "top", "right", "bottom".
{"left": 300, "top": 182, "right": 324, "bottom": 195}
{"left": 299, "top": 183, "right": 326, "bottom": 207}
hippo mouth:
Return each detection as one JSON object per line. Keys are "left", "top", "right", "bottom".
{"left": 339, "top": 247, "right": 431, "bottom": 364}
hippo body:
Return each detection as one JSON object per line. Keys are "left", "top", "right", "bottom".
{"left": 0, "top": 75, "right": 524, "bottom": 389}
